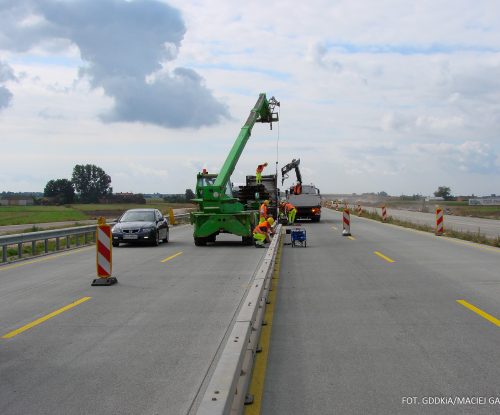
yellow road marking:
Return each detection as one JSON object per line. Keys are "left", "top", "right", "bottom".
{"left": 331, "top": 226, "right": 338, "bottom": 230}
{"left": 2, "top": 297, "right": 92, "bottom": 339}
{"left": 161, "top": 251, "right": 183, "bottom": 263}
{"left": 457, "top": 300, "right": 500, "bottom": 327}
{"left": 347, "top": 236, "right": 355, "bottom": 240}
{"left": 0, "top": 246, "right": 93, "bottom": 272}
{"left": 374, "top": 251, "right": 395, "bottom": 263}
{"left": 245, "top": 236, "right": 283, "bottom": 415}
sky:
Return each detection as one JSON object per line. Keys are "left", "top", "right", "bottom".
{"left": 0, "top": 0, "right": 499, "bottom": 196}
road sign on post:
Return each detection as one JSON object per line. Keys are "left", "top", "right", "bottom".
{"left": 92, "top": 217, "right": 117, "bottom": 286}
{"left": 168, "top": 208, "right": 176, "bottom": 226}
{"left": 435, "top": 207, "right": 444, "bottom": 236}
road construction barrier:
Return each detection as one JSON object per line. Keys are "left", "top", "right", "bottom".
{"left": 435, "top": 208, "right": 444, "bottom": 236}
{"left": 195, "top": 225, "right": 282, "bottom": 415}
{"left": 357, "top": 204, "right": 362, "bottom": 216}
{"left": 381, "top": 205, "right": 387, "bottom": 222}
{"left": 342, "top": 209, "right": 351, "bottom": 236}
{"left": 92, "top": 217, "right": 117, "bottom": 286}
{"left": 335, "top": 201, "right": 339, "bottom": 211}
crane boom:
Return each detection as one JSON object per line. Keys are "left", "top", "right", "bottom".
{"left": 281, "top": 158, "right": 302, "bottom": 185}
{"left": 214, "top": 93, "right": 279, "bottom": 189}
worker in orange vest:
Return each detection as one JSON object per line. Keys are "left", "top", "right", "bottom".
{"left": 253, "top": 217, "right": 275, "bottom": 247}
{"left": 256, "top": 162, "right": 268, "bottom": 184}
{"left": 259, "top": 199, "right": 270, "bottom": 223}
{"left": 285, "top": 202, "right": 297, "bottom": 224}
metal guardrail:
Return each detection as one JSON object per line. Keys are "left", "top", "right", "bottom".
{"left": 196, "top": 225, "right": 282, "bottom": 415}
{"left": 0, "top": 213, "right": 191, "bottom": 264}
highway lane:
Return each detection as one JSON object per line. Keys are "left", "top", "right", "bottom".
{"left": 0, "top": 225, "right": 266, "bottom": 415}
{"left": 362, "top": 206, "right": 500, "bottom": 239}
{"left": 260, "top": 209, "right": 500, "bottom": 414}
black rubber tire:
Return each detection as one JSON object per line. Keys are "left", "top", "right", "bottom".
{"left": 194, "top": 237, "right": 207, "bottom": 246}
{"left": 112, "top": 241, "right": 119, "bottom": 247}
{"left": 242, "top": 235, "right": 253, "bottom": 246}
{"left": 153, "top": 231, "right": 160, "bottom": 246}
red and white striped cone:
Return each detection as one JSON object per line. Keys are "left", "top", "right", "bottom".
{"left": 92, "top": 217, "right": 117, "bottom": 286}
{"left": 357, "top": 204, "right": 362, "bottom": 216}
{"left": 381, "top": 205, "right": 387, "bottom": 222}
{"left": 435, "top": 208, "right": 444, "bottom": 236}
{"left": 335, "top": 201, "right": 339, "bottom": 211}
{"left": 342, "top": 209, "right": 351, "bottom": 236}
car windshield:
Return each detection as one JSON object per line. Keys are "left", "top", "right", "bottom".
{"left": 120, "top": 211, "right": 155, "bottom": 222}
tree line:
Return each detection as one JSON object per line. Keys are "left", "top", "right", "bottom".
{"left": 43, "top": 164, "right": 195, "bottom": 204}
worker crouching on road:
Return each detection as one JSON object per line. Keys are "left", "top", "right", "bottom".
{"left": 256, "top": 162, "right": 268, "bottom": 184}
{"left": 259, "top": 199, "right": 270, "bottom": 223}
{"left": 285, "top": 202, "right": 297, "bottom": 225}
{"left": 253, "top": 217, "right": 275, "bottom": 248}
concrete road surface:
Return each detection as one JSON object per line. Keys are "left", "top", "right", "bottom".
{"left": 362, "top": 206, "right": 500, "bottom": 239}
{"left": 261, "top": 209, "right": 500, "bottom": 414}
{"left": 0, "top": 225, "right": 265, "bottom": 415}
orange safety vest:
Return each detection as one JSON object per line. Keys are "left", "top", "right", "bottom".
{"left": 254, "top": 221, "right": 271, "bottom": 234}
{"left": 285, "top": 203, "right": 295, "bottom": 212}
{"left": 259, "top": 203, "right": 268, "bottom": 218}
{"left": 256, "top": 164, "right": 265, "bottom": 173}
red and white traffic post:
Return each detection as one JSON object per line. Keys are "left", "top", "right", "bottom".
{"left": 435, "top": 207, "right": 444, "bottom": 236}
{"left": 381, "top": 205, "right": 387, "bottom": 222}
{"left": 342, "top": 208, "right": 351, "bottom": 236}
{"left": 357, "top": 204, "right": 362, "bottom": 216}
{"left": 92, "top": 217, "right": 117, "bottom": 286}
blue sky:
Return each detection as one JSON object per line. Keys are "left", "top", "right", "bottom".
{"left": 0, "top": 0, "right": 499, "bottom": 196}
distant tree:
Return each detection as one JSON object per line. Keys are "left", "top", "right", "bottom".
{"left": 378, "top": 191, "right": 388, "bottom": 197}
{"left": 43, "top": 178, "right": 75, "bottom": 204}
{"left": 434, "top": 186, "right": 452, "bottom": 200}
{"left": 71, "top": 164, "right": 112, "bottom": 203}
{"left": 185, "top": 188, "right": 195, "bottom": 201}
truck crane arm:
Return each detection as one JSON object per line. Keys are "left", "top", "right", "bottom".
{"left": 281, "top": 158, "right": 302, "bottom": 186}
{"left": 213, "top": 94, "right": 280, "bottom": 190}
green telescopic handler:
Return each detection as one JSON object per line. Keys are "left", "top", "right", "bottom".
{"left": 190, "top": 93, "right": 280, "bottom": 246}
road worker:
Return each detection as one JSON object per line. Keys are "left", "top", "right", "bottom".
{"left": 255, "top": 162, "right": 268, "bottom": 184}
{"left": 259, "top": 199, "right": 270, "bottom": 223}
{"left": 285, "top": 202, "right": 297, "bottom": 224}
{"left": 253, "top": 217, "right": 275, "bottom": 247}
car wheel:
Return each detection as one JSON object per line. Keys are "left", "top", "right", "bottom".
{"left": 163, "top": 229, "right": 169, "bottom": 243}
{"left": 194, "top": 237, "right": 207, "bottom": 246}
{"left": 112, "top": 241, "right": 119, "bottom": 247}
{"left": 153, "top": 231, "right": 160, "bottom": 246}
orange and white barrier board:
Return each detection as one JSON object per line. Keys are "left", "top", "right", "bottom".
{"left": 435, "top": 208, "right": 444, "bottom": 235}
{"left": 342, "top": 209, "right": 351, "bottom": 236}
{"left": 92, "top": 217, "right": 117, "bottom": 286}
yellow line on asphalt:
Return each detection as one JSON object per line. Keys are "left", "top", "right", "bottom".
{"left": 2, "top": 297, "right": 92, "bottom": 339}
{"left": 161, "top": 251, "right": 183, "bottom": 263}
{"left": 0, "top": 246, "right": 94, "bottom": 272}
{"left": 347, "top": 236, "right": 355, "bottom": 240}
{"left": 374, "top": 251, "right": 395, "bottom": 263}
{"left": 245, "top": 236, "right": 283, "bottom": 415}
{"left": 331, "top": 226, "right": 338, "bottom": 230}
{"left": 457, "top": 300, "right": 500, "bottom": 327}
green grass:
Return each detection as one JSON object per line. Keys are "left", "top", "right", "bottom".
{"left": 0, "top": 202, "right": 196, "bottom": 227}
{"left": 0, "top": 206, "right": 89, "bottom": 226}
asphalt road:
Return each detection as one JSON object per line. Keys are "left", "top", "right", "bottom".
{"left": 261, "top": 209, "right": 500, "bottom": 414}
{"left": 0, "top": 225, "right": 266, "bottom": 415}
{"left": 362, "top": 206, "right": 500, "bottom": 239}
